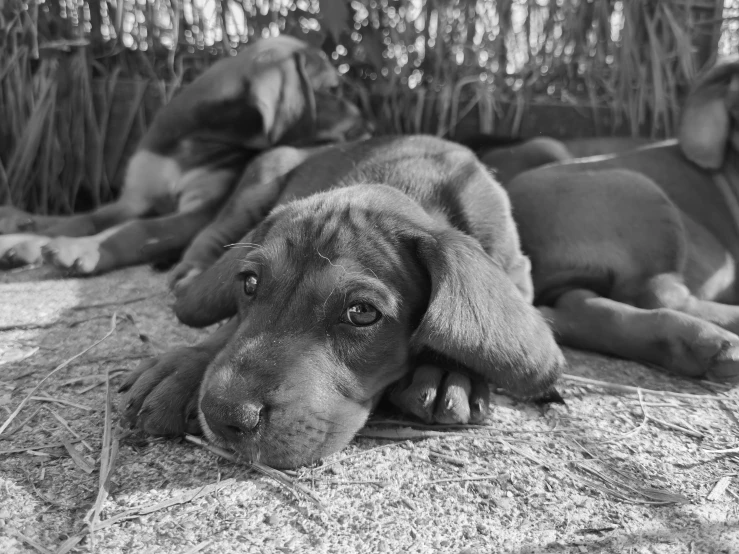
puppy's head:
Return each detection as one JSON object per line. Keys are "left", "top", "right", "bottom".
{"left": 241, "top": 36, "right": 370, "bottom": 147}
{"left": 160, "top": 35, "right": 356, "bottom": 152}
{"left": 178, "top": 186, "right": 563, "bottom": 468}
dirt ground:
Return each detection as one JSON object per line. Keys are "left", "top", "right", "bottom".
{"left": 0, "top": 265, "right": 737, "bottom": 554}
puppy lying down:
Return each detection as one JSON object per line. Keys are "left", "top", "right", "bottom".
{"left": 121, "top": 136, "right": 565, "bottom": 468}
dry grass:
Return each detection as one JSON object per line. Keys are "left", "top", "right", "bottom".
{"left": 0, "top": 266, "right": 737, "bottom": 553}
{"left": 0, "top": 314, "right": 117, "bottom": 435}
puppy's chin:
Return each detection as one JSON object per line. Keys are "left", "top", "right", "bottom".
{"left": 197, "top": 399, "right": 373, "bottom": 469}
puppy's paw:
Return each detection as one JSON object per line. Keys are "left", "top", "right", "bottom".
{"left": 656, "top": 311, "right": 739, "bottom": 384}
{"left": 168, "top": 260, "right": 204, "bottom": 293}
{"left": 0, "top": 234, "right": 49, "bottom": 268}
{"left": 386, "top": 365, "right": 490, "bottom": 424}
{"left": 697, "top": 337, "right": 739, "bottom": 385}
{"left": 119, "top": 347, "right": 212, "bottom": 436}
{"left": 41, "top": 237, "right": 110, "bottom": 274}
{"left": 0, "top": 207, "right": 35, "bottom": 234}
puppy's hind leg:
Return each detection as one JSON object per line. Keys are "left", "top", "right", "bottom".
{"left": 621, "top": 212, "right": 739, "bottom": 335}
{"left": 632, "top": 272, "right": 739, "bottom": 337}
{"left": 542, "top": 289, "right": 739, "bottom": 383}
{"left": 511, "top": 168, "right": 739, "bottom": 382}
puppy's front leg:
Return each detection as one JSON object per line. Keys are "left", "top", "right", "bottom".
{"left": 119, "top": 318, "right": 239, "bottom": 436}
{"left": 386, "top": 366, "right": 491, "bottom": 424}
{"left": 0, "top": 203, "right": 145, "bottom": 268}
{"left": 0, "top": 234, "right": 50, "bottom": 268}
{"left": 41, "top": 209, "right": 217, "bottom": 274}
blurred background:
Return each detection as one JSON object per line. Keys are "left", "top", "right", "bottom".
{"left": 0, "top": 0, "right": 736, "bottom": 214}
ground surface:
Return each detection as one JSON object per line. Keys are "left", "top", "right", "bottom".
{"left": 0, "top": 265, "right": 737, "bottom": 554}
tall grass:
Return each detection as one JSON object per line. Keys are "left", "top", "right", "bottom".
{"left": 0, "top": 9, "right": 171, "bottom": 214}
{"left": 347, "top": 0, "right": 719, "bottom": 139}
{"left": 0, "top": 0, "right": 728, "bottom": 214}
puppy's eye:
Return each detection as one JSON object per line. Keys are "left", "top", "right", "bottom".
{"left": 242, "top": 273, "right": 258, "bottom": 296}
{"left": 343, "top": 303, "right": 381, "bottom": 327}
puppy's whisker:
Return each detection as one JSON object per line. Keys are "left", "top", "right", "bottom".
{"left": 225, "top": 243, "right": 262, "bottom": 250}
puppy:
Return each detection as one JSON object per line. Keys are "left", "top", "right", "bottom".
{"left": 477, "top": 58, "right": 739, "bottom": 383}
{"left": 0, "top": 35, "right": 367, "bottom": 274}
{"left": 120, "top": 135, "right": 566, "bottom": 468}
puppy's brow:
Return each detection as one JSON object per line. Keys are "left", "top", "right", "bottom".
{"left": 239, "top": 249, "right": 271, "bottom": 269}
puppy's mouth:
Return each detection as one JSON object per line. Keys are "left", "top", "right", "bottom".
{"left": 198, "top": 409, "right": 263, "bottom": 464}
{"left": 196, "top": 400, "right": 371, "bottom": 469}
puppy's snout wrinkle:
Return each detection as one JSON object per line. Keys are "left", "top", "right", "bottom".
{"left": 201, "top": 391, "right": 264, "bottom": 442}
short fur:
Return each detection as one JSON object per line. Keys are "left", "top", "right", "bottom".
{"left": 481, "top": 58, "right": 739, "bottom": 383}
{"left": 120, "top": 135, "right": 565, "bottom": 469}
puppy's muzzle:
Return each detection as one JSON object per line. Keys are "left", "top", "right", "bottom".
{"left": 200, "top": 392, "right": 264, "bottom": 444}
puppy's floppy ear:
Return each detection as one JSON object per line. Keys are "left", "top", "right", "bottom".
{"left": 173, "top": 230, "right": 262, "bottom": 328}
{"left": 173, "top": 247, "right": 241, "bottom": 328}
{"left": 411, "top": 228, "right": 565, "bottom": 398}
{"left": 679, "top": 65, "right": 739, "bottom": 169}
{"left": 251, "top": 49, "right": 340, "bottom": 145}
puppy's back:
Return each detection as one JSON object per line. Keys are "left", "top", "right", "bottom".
{"left": 277, "top": 135, "right": 490, "bottom": 213}
{"left": 274, "top": 135, "right": 527, "bottom": 292}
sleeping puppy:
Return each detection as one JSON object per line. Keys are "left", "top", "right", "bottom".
{"left": 0, "top": 35, "right": 367, "bottom": 274}
{"left": 477, "top": 58, "right": 739, "bottom": 383}
{"left": 120, "top": 135, "right": 565, "bottom": 469}
{"left": 459, "top": 135, "right": 654, "bottom": 187}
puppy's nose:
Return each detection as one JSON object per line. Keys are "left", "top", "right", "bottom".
{"left": 200, "top": 392, "right": 264, "bottom": 443}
